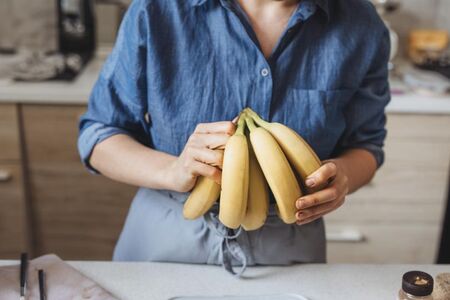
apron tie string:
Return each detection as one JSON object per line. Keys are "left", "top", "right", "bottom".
{"left": 204, "top": 212, "right": 247, "bottom": 277}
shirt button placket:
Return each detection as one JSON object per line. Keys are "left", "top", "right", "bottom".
{"left": 253, "top": 65, "right": 273, "bottom": 121}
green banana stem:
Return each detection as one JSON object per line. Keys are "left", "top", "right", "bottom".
{"left": 245, "top": 115, "right": 257, "bottom": 132}
{"left": 244, "top": 108, "right": 269, "bottom": 128}
{"left": 235, "top": 112, "right": 247, "bottom": 135}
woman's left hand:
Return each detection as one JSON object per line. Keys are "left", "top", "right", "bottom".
{"left": 295, "top": 161, "right": 349, "bottom": 225}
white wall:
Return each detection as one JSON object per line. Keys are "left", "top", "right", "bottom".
{"left": 384, "top": 0, "right": 450, "bottom": 56}
{"left": 0, "top": 0, "right": 57, "bottom": 52}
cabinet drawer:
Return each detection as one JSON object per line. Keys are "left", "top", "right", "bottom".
{"left": 327, "top": 163, "right": 447, "bottom": 225}
{"left": 325, "top": 197, "right": 443, "bottom": 224}
{"left": 29, "top": 163, "right": 136, "bottom": 259}
{"left": 22, "top": 105, "right": 87, "bottom": 163}
{"left": 350, "top": 164, "right": 448, "bottom": 203}
{"left": 23, "top": 104, "right": 137, "bottom": 259}
{"left": 326, "top": 223, "right": 440, "bottom": 263}
{"left": 0, "top": 104, "right": 21, "bottom": 161}
{"left": 351, "top": 136, "right": 449, "bottom": 202}
{"left": 0, "top": 163, "right": 28, "bottom": 258}
{"left": 384, "top": 139, "right": 450, "bottom": 169}
{"left": 387, "top": 114, "right": 450, "bottom": 141}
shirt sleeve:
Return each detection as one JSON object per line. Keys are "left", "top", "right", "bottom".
{"left": 335, "top": 28, "right": 391, "bottom": 168}
{"left": 78, "top": 0, "right": 150, "bottom": 173}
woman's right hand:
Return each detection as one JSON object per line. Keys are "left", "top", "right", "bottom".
{"left": 165, "top": 121, "right": 236, "bottom": 192}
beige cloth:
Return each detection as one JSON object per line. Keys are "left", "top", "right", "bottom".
{"left": 0, "top": 254, "right": 118, "bottom": 300}
{"left": 434, "top": 273, "right": 450, "bottom": 300}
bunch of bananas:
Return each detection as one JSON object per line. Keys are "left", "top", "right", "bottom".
{"left": 183, "top": 108, "right": 322, "bottom": 230}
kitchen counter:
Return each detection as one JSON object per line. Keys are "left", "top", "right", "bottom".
{"left": 1, "top": 53, "right": 450, "bottom": 114}
{"left": 0, "top": 56, "right": 103, "bottom": 105}
{"left": 0, "top": 260, "right": 449, "bottom": 300}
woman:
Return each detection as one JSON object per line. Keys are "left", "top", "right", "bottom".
{"left": 78, "top": 0, "right": 390, "bottom": 275}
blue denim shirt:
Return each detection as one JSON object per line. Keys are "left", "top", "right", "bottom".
{"left": 77, "top": 0, "right": 390, "bottom": 269}
{"left": 78, "top": 0, "right": 390, "bottom": 172}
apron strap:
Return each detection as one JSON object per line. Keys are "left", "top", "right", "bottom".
{"left": 204, "top": 213, "right": 248, "bottom": 277}
{"left": 222, "top": 236, "right": 247, "bottom": 277}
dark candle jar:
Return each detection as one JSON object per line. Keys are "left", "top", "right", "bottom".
{"left": 398, "top": 271, "right": 434, "bottom": 300}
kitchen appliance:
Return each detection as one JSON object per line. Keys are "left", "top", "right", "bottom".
{"left": 12, "top": 0, "right": 96, "bottom": 81}
{"left": 371, "top": 0, "right": 400, "bottom": 69}
{"left": 58, "top": 0, "right": 96, "bottom": 61}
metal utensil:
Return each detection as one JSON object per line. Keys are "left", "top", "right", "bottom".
{"left": 19, "top": 253, "right": 28, "bottom": 300}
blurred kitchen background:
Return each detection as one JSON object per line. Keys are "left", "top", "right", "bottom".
{"left": 0, "top": 0, "right": 449, "bottom": 264}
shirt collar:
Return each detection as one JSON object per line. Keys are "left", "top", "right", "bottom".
{"left": 189, "top": 0, "right": 330, "bottom": 21}
{"left": 315, "top": 0, "right": 330, "bottom": 21}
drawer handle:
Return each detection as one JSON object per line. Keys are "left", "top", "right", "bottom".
{"left": 0, "top": 169, "right": 12, "bottom": 182}
{"left": 326, "top": 228, "right": 366, "bottom": 243}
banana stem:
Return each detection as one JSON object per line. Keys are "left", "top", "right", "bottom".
{"left": 235, "top": 112, "right": 246, "bottom": 135}
{"left": 244, "top": 108, "right": 269, "bottom": 128}
{"left": 245, "top": 115, "right": 257, "bottom": 132}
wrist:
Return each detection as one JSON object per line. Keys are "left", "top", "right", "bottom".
{"left": 151, "top": 154, "right": 179, "bottom": 191}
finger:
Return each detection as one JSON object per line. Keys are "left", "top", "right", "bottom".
{"left": 190, "top": 160, "right": 222, "bottom": 184}
{"left": 189, "top": 133, "right": 230, "bottom": 150}
{"left": 296, "top": 197, "right": 345, "bottom": 225}
{"left": 212, "top": 150, "right": 224, "bottom": 168}
{"left": 296, "top": 196, "right": 345, "bottom": 222}
{"left": 232, "top": 116, "right": 239, "bottom": 125}
{"left": 296, "top": 214, "right": 325, "bottom": 225}
{"left": 189, "top": 147, "right": 224, "bottom": 167}
{"left": 305, "top": 162, "right": 337, "bottom": 189}
{"left": 194, "top": 121, "right": 236, "bottom": 135}
{"left": 296, "top": 200, "right": 335, "bottom": 221}
{"left": 296, "top": 186, "right": 338, "bottom": 209}
{"left": 296, "top": 214, "right": 322, "bottom": 226}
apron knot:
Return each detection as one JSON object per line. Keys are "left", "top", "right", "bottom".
{"left": 204, "top": 212, "right": 248, "bottom": 277}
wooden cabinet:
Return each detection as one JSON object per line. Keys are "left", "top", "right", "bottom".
{"left": 0, "top": 163, "right": 28, "bottom": 258}
{"left": 326, "top": 114, "right": 450, "bottom": 263}
{"left": 0, "top": 104, "right": 28, "bottom": 258}
{"left": 22, "top": 105, "right": 137, "bottom": 260}
{"left": 0, "top": 104, "right": 21, "bottom": 160}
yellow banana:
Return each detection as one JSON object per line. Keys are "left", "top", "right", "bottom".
{"left": 241, "top": 140, "right": 269, "bottom": 231}
{"left": 183, "top": 176, "right": 220, "bottom": 220}
{"left": 219, "top": 116, "right": 249, "bottom": 229}
{"left": 245, "top": 108, "right": 322, "bottom": 192}
{"left": 246, "top": 116, "right": 301, "bottom": 224}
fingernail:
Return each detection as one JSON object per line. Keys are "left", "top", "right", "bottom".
{"left": 305, "top": 178, "right": 315, "bottom": 187}
{"left": 296, "top": 211, "right": 303, "bottom": 219}
{"left": 296, "top": 198, "right": 306, "bottom": 209}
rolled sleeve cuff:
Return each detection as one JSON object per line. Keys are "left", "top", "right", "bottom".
{"left": 78, "top": 123, "right": 131, "bottom": 174}
{"left": 348, "top": 143, "right": 385, "bottom": 168}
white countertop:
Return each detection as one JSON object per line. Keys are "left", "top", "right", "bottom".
{"left": 0, "top": 54, "right": 450, "bottom": 114}
{"left": 0, "top": 57, "right": 103, "bottom": 105}
{"left": 1, "top": 260, "right": 449, "bottom": 300}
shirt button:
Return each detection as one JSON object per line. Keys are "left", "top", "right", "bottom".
{"left": 261, "top": 68, "right": 270, "bottom": 77}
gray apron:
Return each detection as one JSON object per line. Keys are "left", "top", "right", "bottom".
{"left": 113, "top": 188, "right": 326, "bottom": 276}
